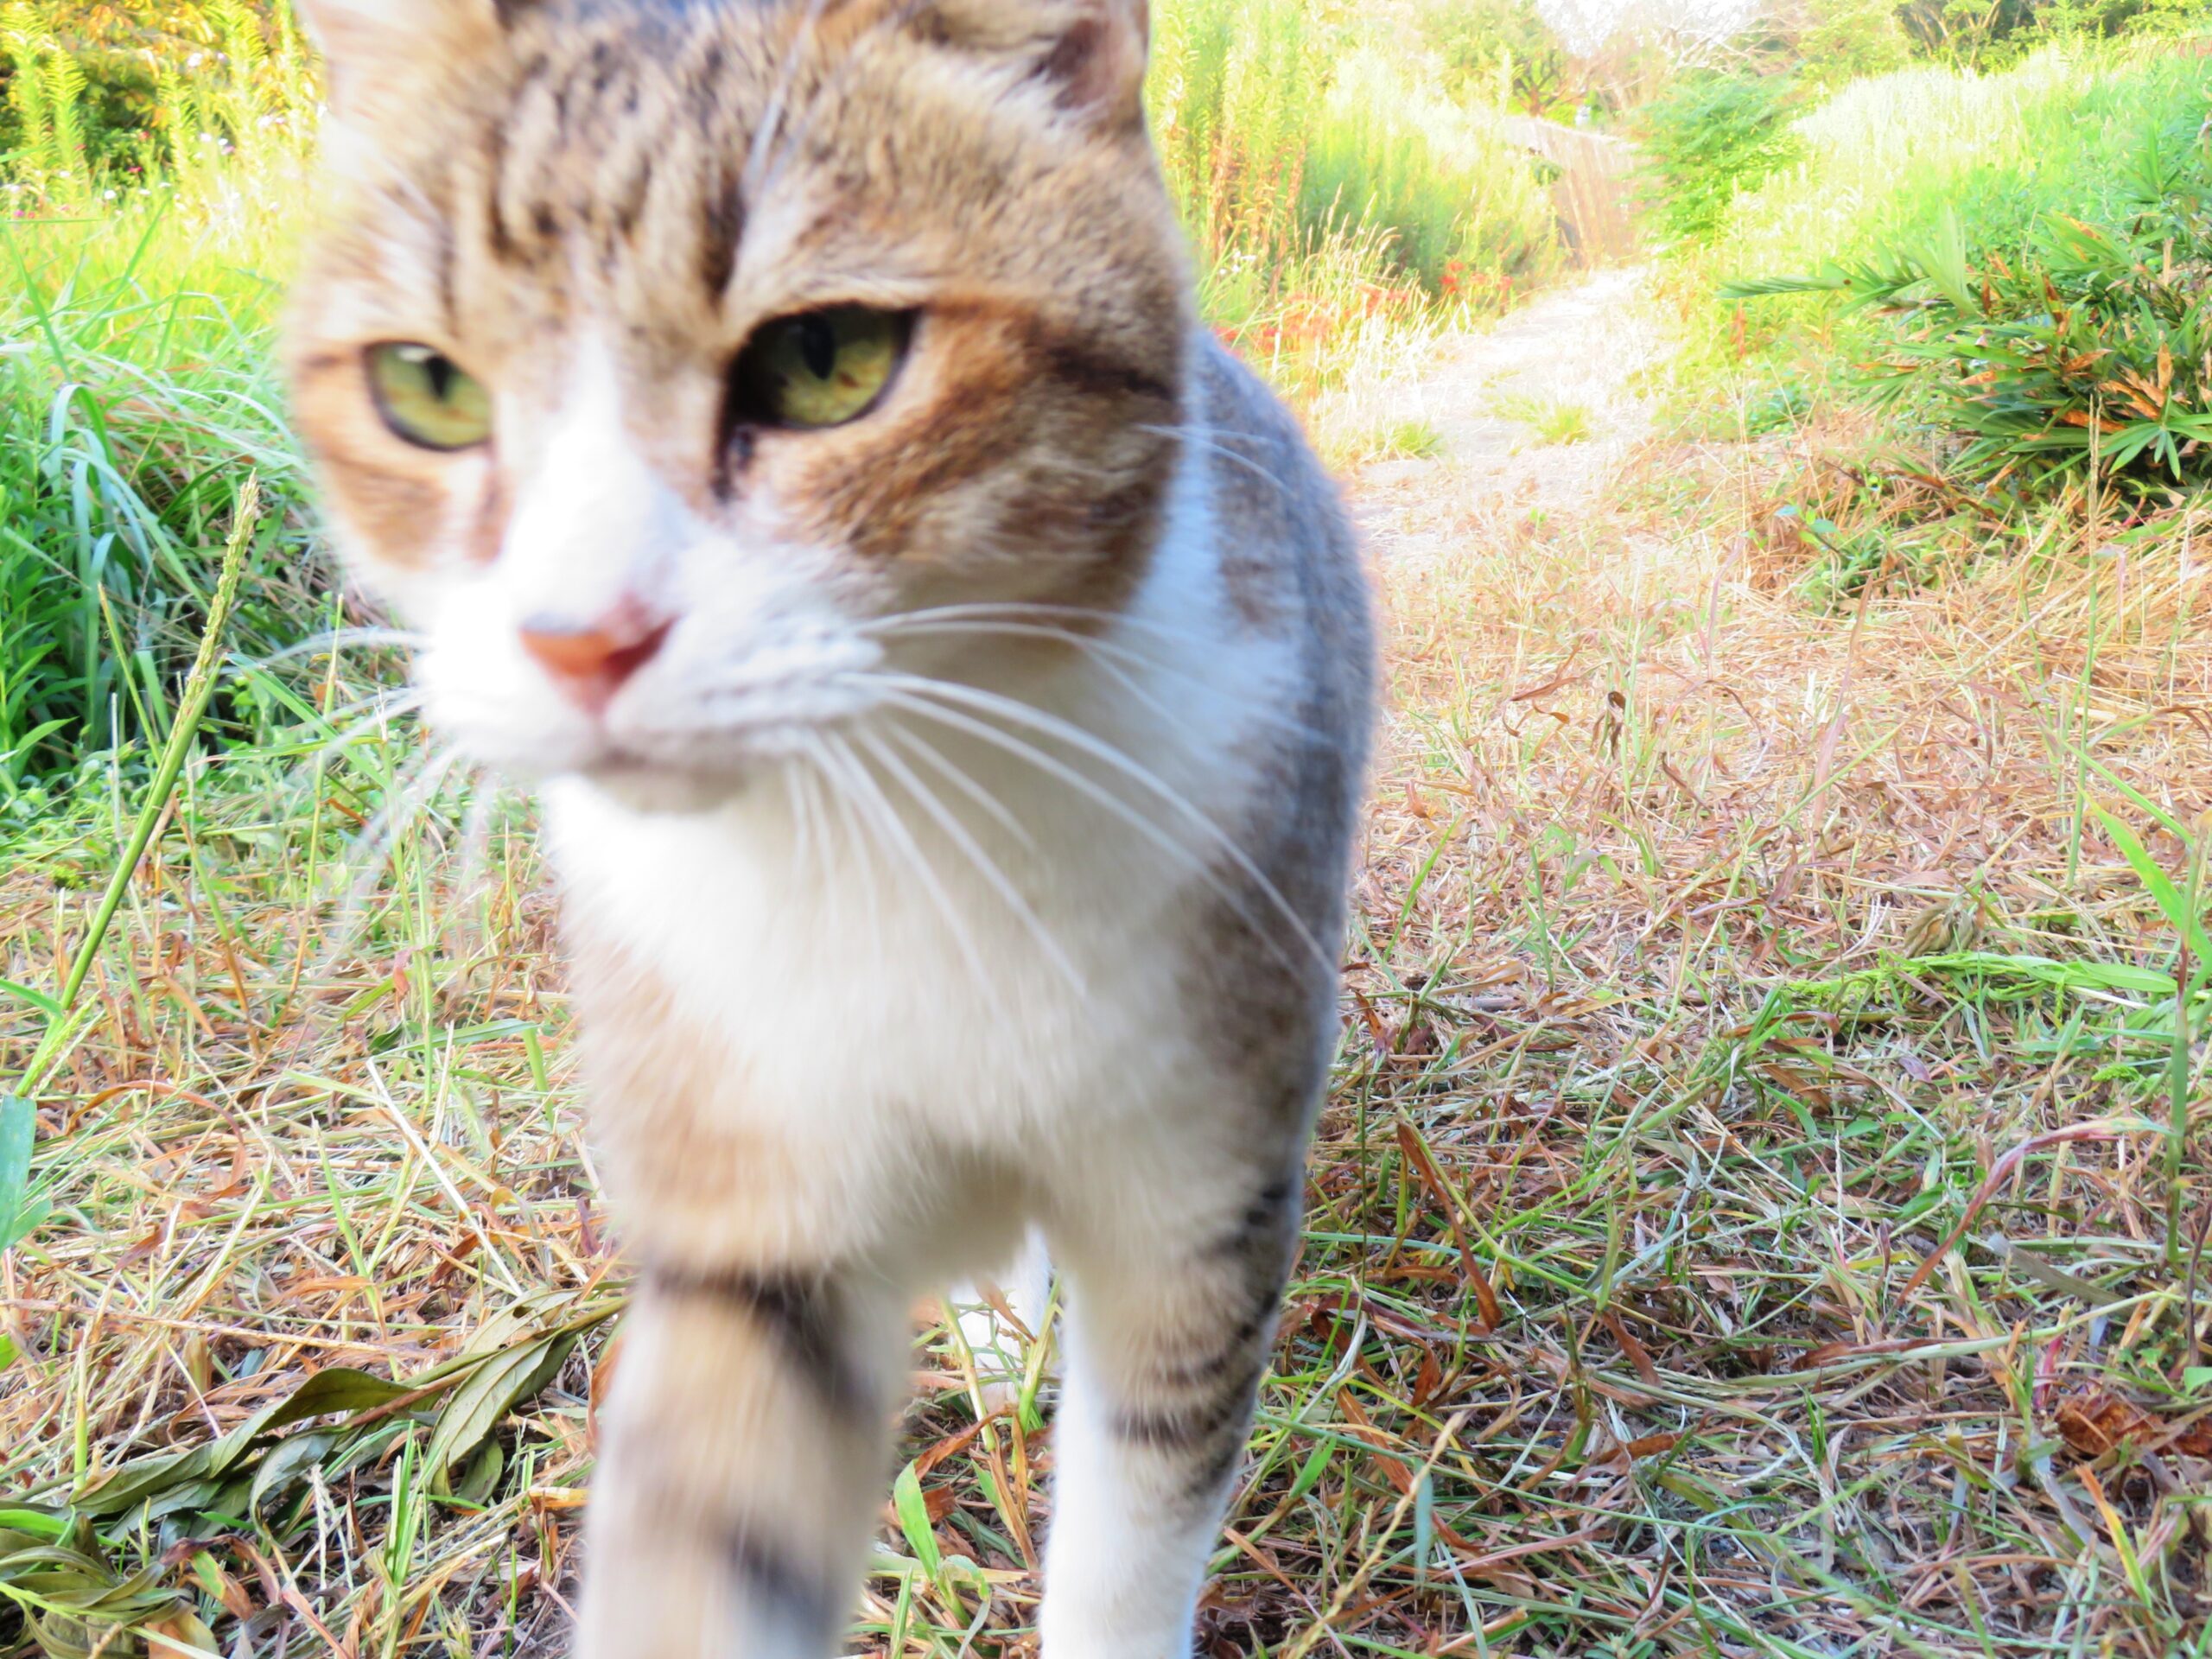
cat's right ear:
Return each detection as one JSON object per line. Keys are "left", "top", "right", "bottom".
{"left": 837, "top": 0, "right": 1151, "bottom": 134}
{"left": 297, "top": 0, "right": 515, "bottom": 111}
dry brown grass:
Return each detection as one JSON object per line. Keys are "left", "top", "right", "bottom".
{"left": 3, "top": 283, "right": 2212, "bottom": 1657}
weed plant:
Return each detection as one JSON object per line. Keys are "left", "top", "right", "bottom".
{"left": 1658, "top": 43, "right": 2212, "bottom": 599}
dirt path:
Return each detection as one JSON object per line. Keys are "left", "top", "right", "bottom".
{"left": 1349, "top": 264, "right": 1669, "bottom": 568}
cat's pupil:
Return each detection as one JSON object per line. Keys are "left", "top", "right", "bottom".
{"left": 798, "top": 316, "right": 837, "bottom": 381}
{"left": 425, "top": 353, "right": 454, "bottom": 402}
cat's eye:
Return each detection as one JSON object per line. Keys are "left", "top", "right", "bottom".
{"left": 366, "top": 343, "right": 493, "bottom": 451}
{"left": 728, "top": 307, "right": 910, "bottom": 432}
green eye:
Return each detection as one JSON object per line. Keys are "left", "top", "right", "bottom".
{"left": 730, "top": 307, "right": 910, "bottom": 431}
{"left": 367, "top": 343, "right": 493, "bottom": 450}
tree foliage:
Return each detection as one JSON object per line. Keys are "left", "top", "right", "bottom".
{"left": 1634, "top": 68, "right": 1802, "bottom": 244}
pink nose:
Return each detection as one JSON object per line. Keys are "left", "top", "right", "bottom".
{"left": 518, "top": 601, "right": 673, "bottom": 709}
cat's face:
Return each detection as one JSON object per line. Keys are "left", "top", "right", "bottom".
{"left": 289, "top": 0, "right": 1186, "bottom": 809}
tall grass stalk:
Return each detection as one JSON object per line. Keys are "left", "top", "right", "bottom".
{"left": 1152, "top": 0, "right": 1556, "bottom": 311}
{"left": 50, "top": 478, "right": 257, "bottom": 1023}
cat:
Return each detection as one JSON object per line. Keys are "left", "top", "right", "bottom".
{"left": 286, "top": 1, "right": 1376, "bottom": 1653}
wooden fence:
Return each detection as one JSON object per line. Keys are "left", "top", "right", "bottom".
{"left": 1503, "top": 116, "right": 1642, "bottom": 268}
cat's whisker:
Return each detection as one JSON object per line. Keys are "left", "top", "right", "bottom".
{"left": 1135, "top": 423, "right": 1296, "bottom": 496}
{"left": 741, "top": 0, "right": 836, "bottom": 207}
{"left": 885, "top": 722, "right": 1036, "bottom": 852}
{"left": 307, "top": 690, "right": 428, "bottom": 757}
{"left": 864, "top": 601, "right": 1234, "bottom": 656}
{"left": 858, "top": 726, "right": 1085, "bottom": 995}
{"left": 314, "top": 741, "right": 469, "bottom": 983}
{"left": 869, "top": 619, "right": 1325, "bottom": 743}
{"left": 810, "top": 733, "right": 888, "bottom": 973}
{"left": 868, "top": 683, "right": 1324, "bottom": 975}
{"left": 782, "top": 753, "right": 818, "bottom": 886}
{"left": 744, "top": 0, "right": 927, "bottom": 209}
{"left": 798, "top": 747, "right": 842, "bottom": 925}
{"left": 868, "top": 673, "right": 1325, "bottom": 967}
{"left": 444, "top": 773, "right": 504, "bottom": 969}
{"left": 247, "top": 690, "right": 427, "bottom": 839}
{"left": 821, "top": 733, "right": 1009, "bottom": 1017}
{"left": 248, "top": 626, "right": 429, "bottom": 668}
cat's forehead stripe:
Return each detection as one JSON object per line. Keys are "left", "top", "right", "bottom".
{"left": 479, "top": 13, "right": 760, "bottom": 298}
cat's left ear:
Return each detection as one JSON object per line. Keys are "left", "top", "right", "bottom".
{"left": 864, "top": 0, "right": 1149, "bottom": 132}
{"left": 296, "top": 0, "right": 528, "bottom": 110}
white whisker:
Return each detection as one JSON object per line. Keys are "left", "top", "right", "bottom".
{"left": 743, "top": 0, "right": 926, "bottom": 211}
{"left": 886, "top": 722, "right": 1035, "bottom": 852}
{"left": 812, "top": 734, "right": 887, "bottom": 970}
{"left": 445, "top": 772, "right": 503, "bottom": 968}
{"left": 783, "top": 754, "right": 818, "bottom": 886}
{"left": 307, "top": 691, "right": 427, "bottom": 757}
{"left": 315, "top": 743, "right": 467, "bottom": 980}
{"left": 869, "top": 682, "right": 1323, "bottom": 973}
{"left": 862, "top": 601, "right": 1224, "bottom": 654}
{"left": 860, "top": 727, "right": 1084, "bottom": 994}
{"left": 871, "top": 618, "right": 1323, "bottom": 744}
{"left": 822, "top": 733, "right": 1007, "bottom": 1015}
{"left": 868, "top": 674, "right": 1324, "bottom": 966}
{"left": 1135, "top": 422, "right": 1296, "bottom": 496}
{"left": 247, "top": 626, "right": 428, "bottom": 668}
{"left": 739, "top": 0, "right": 832, "bottom": 208}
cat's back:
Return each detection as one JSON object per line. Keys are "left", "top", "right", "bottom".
{"left": 1185, "top": 330, "right": 1376, "bottom": 851}
{"left": 1188, "top": 331, "right": 1374, "bottom": 752}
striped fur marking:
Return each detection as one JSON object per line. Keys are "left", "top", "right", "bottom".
{"left": 645, "top": 1262, "right": 874, "bottom": 1418}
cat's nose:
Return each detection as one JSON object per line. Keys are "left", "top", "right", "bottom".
{"left": 518, "top": 601, "right": 673, "bottom": 709}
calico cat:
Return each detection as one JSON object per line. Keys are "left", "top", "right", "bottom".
{"left": 286, "top": 1, "right": 1376, "bottom": 1652}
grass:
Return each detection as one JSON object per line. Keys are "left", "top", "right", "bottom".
{"left": 5, "top": 7, "right": 2212, "bottom": 1658}
{"left": 1495, "top": 391, "right": 1594, "bottom": 447}
{"left": 1665, "top": 41, "right": 2212, "bottom": 441}
{"left": 0, "top": 0, "right": 1561, "bottom": 785}
{"left": 1645, "top": 41, "right": 2212, "bottom": 604}
{"left": 0, "top": 3, "right": 317, "bottom": 788}
{"left": 7, "top": 274, "right": 2212, "bottom": 1649}
{"left": 1154, "top": 0, "right": 1558, "bottom": 302}
{"left": 1341, "top": 416, "right": 1448, "bottom": 467}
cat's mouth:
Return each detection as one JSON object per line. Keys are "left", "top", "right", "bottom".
{"left": 416, "top": 595, "right": 891, "bottom": 810}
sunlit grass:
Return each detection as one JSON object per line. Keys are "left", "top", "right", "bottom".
{"left": 1494, "top": 389, "right": 1592, "bottom": 446}
{"left": 20, "top": 9, "right": 2212, "bottom": 1659}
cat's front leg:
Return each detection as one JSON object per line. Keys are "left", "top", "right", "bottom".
{"left": 576, "top": 1261, "right": 906, "bottom": 1659}
{"left": 1037, "top": 1155, "right": 1303, "bottom": 1659}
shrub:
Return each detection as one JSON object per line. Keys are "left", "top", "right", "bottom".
{"left": 1634, "top": 70, "right": 1802, "bottom": 245}
{"left": 0, "top": 3, "right": 313, "bottom": 194}
{"left": 1152, "top": 0, "right": 1557, "bottom": 298}
{"left": 1724, "top": 90, "right": 2212, "bottom": 502}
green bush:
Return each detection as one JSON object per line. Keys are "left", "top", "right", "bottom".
{"left": 0, "top": 3, "right": 311, "bottom": 193}
{"left": 0, "top": 3, "right": 318, "bottom": 788}
{"left": 1634, "top": 71, "right": 1802, "bottom": 245}
{"left": 1152, "top": 0, "right": 1557, "bottom": 297}
{"left": 1726, "top": 122, "right": 2212, "bottom": 502}
{"left": 1697, "top": 48, "right": 2212, "bottom": 505}
{"left": 1420, "top": 0, "right": 1567, "bottom": 115}
{"left": 1900, "top": 0, "right": 2209, "bottom": 66}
